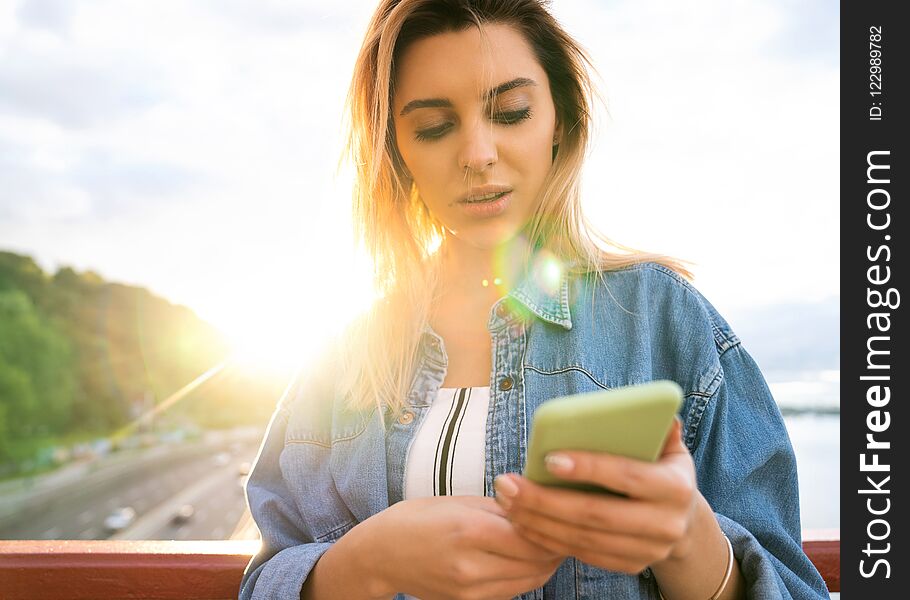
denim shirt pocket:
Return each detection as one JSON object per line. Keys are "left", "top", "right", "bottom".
{"left": 328, "top": 403, "right": 390, "bottom": 523}
{"left": 281, "top": 434, "right": 359, "bottom": 544}
{"left": 281, "top": 392, "right": 384, "bottom": 542}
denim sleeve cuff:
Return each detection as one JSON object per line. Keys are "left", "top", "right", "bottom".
{"left": 715, "top": 513, "right": 827, "bottom": 600}
{"left": 716, "top": 513, "right": 787, "bottom": 597}
{"left": 246, "top": 542, "right": 334, "bottom": 600}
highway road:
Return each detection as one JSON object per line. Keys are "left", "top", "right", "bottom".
{"left": 0, "top": 432, "right": 262, "bottom": 541}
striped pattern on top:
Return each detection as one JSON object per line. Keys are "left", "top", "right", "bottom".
{"left": 404, "top": 386, "right": 490, "bottom": 499}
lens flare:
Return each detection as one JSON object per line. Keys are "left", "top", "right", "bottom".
{"left": 532, "top": 250, "right": 564, "bottom": 296}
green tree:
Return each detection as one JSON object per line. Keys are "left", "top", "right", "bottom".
{"left": 0, "top": 249, "right": 279, "bottom": 473}
{"left": 0, "top": 290, "right": 75, "bottom": 462}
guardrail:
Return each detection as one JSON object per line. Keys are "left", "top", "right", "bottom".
{"left": 0, "top": 535, "right": 840, "bottom": 599}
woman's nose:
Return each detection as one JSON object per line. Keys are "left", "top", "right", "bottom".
{"left": 458, "top": 120, "right": 498, "bottom": 173}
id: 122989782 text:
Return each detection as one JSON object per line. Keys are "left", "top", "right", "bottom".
{"left": 867, "top": 26, "right": 883, "bottom": 121}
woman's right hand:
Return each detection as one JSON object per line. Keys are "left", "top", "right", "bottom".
{"left": 364, "top": 495, "right": 566, "bottom": 600}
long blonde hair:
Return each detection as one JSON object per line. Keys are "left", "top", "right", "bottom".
{"left": 340, "top": 0, "right": 691, "bottom": 418}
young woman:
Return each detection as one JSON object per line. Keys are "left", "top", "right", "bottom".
{"left": 239, "top": 1, "right": 829, "bottom": 599}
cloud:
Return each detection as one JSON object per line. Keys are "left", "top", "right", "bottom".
{"left": 0, "top": 137, "right": 90, "bottom": 220}
{"left": 765, "top": 0, "right": 839, "bottom": 65}
{"left": 68, "top": 150, "right": 205, "bottom": 216}
{"left": 725, "top": 296, "right": 840, "bottom": 377}
{"left": 0, "top": 135, "right": 203, "bottom": 222}
{"left": 199, "top": 0, "right": 359, "bottom": 35}
{"left": 0, "top": 51, "right": 164, "bottom": 129}
{"left": 548, "top": 0, "right": 839, "bottom": 310}
{"left": 15, "top": 0, "right": 76, "bottom": 34}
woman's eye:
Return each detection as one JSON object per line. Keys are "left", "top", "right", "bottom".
{"left": 414, "top": 123, "right": 452, "bottom": 141}
{"left": 412, "top": 108, "right": 532, "bottom": 142}
{"left": 494, "top": 107, "right": 532, "bottom": 124}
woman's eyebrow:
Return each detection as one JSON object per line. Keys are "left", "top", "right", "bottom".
{"left": 398, "top": 77, "right": 537, "bottom": 116}
{"left": 485, "top": 76, "right": 537, "bottom": 99}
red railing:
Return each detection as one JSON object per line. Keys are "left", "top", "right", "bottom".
{"left": 0, "top": 535, "right": 839, "bottom": 599}
{"left": 802, "top": 529, "right": 840, "bottom": 593}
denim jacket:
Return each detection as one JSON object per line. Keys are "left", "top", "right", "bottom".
{"left": 239, "top": 261, "right": 829, "bottom": 600}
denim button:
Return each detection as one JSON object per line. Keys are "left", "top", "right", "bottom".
{"left": 499, "top": 377, "right": 514, "bottom": 391}
{"left": 496, "top": 304, "right": 510, "bottom": 319}
{"left": 398, "top": 410, "right": 415, "bottom": 425}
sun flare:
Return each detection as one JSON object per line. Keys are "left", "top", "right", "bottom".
{"left": 192, "top": 200, "right": 377, "bottom": 378}
{"left": 222, "top": 255, "right": 375, "bottom": 376}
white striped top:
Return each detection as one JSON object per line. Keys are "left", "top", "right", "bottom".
{"left": 404, "top": 386, "right": 490, "bottom": 499}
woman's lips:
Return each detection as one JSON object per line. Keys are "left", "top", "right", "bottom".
{"left": 456, "top": 191, "right": 511, "bottom": 218}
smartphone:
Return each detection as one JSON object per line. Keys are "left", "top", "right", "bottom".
{"left": 523, "top": 380, "right": 683, "bottom": 494}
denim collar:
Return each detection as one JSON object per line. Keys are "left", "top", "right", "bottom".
{"left": 422, "top": 253, "right": 575, "bottom": 354}
{"left": 503, "top": 253, "right": 573, "bottom": 331}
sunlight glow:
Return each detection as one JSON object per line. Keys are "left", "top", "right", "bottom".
{"left": 197, "top": 184, "right": 377, "bottom": 377}
{"left": 532, "top": 250, "right": 564, "bottom": 296}
{"left": 221, "top": 255, "right": 375, "bottom": 375}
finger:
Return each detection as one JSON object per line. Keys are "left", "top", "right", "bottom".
{"left": 510, "top": 511, "right": 672, "bottom": 561}
{"left": 470, "top": 508, "right": 565, "bottom": 561}
{"left": 513, "top": 524, "right": 653, "bottom": 575}
{"left": 501, "top": 474, "right": 681, "bottom": 537}
{"left": 415, "top": 551, "right": 561, "bottom": 600}
{"left": 498, "top": 474, "right": 627, "bottom": 529}
{"left": 659, "top": 417, "right": 688, "bottom": 457}
{"left": 438, "top": 563, "right": 560, "bottom": 600}
{"left": 539, "top": 440, "right": 695, "bottom": 501}
{"left": 506, "top": 483, "right": 686, "bottom": 542}
{"left": 466, "top": 548, "right": 563, "bottom": 579}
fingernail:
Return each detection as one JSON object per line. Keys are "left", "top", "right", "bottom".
{"left": 545, "top": 453, "right": 574, "bottom": 474}
{"left": 494, "top": 475, "right": 518, "bottom": 499}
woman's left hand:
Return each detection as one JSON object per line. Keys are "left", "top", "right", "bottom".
{"left": 493, "top": 418, "right": 700, "bottom": 575}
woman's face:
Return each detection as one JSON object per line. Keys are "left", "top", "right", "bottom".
{"left": 393, "top": 23, "right": 560, "bottom": 250}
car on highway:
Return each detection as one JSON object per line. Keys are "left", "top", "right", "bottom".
{"left": 171, "top": 504, "right": 195, "bottom": 525}
{"left": 103, "top": 507, "right": 136, "bottom": 533}
{"left": 212, "top": 452, "right": 231, "bottom": 467}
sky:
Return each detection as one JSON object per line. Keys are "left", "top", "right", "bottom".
{"left": 0, "top": 0, "right": 840, "bottom": 391}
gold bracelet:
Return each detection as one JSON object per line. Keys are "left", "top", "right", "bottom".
{"left": 709, "top": 534, "right": 735, "bottom": 600}
{"left": 657, "top": 534, "right": 735, "bottom": 600}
